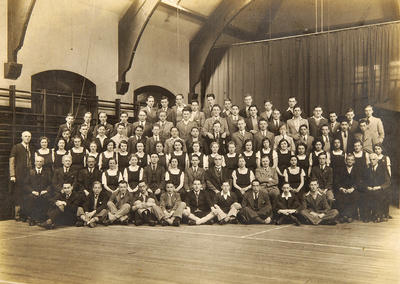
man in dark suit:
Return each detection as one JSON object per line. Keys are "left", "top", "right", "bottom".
{"left": 159, "top": 182, "right": 186, "bottom": 226}
{"left": 79, "top": 112, "right": 94, "bottom": 140}
{"left": 239, "top": 94, "right": 253, "bottom": 118}
{"left": 238, "top": 179, "right": 272, "bottom": 224}
{"left": 77, "top": 156, "right": 102, "bottom": 197}
{"left": 105, "top": 181, "right": 133, "bottom": 225}
{"left": 268, "top": 109, "right": 286, "bottom": 136}
{"left": 56, "top": 113, "right": 77, "bottom": 141}
{"left": 318, "top": 124, "right": 333, "bottom": 152}
{"left": 9, "top": 131, "right": 34, "bottom": 220}
{"left": 328, "top": 111, "right": 340, "bottom": 134}
{"left": 132, "top": 110, "right": 153, "bottom": 138}
{"left": 127, "top": 125, "right": 147, "bottom": 154}
{"left": 334, "top": 154, "right": 361, "bottom": 223}
{"left": 76, "top": 181, "right": 109, "bottom": 227}
{"left": 157, "top": 96, "right": 175, "bottom": 123}
{"left": 310, "top": 152, "right": 334, "bottom": 205}
{"left": 231, "top": 119, "right": 253, "bottom": 153}
{"left": 78, "top": 123, "right": 91, "bottom": 150}
{"left": 143, "top": 154, "right": 165, "bottom": 199}
{"left": 185, "top": 155, "right": 206, "bottom": 191}
{"left": 141, "top": 96, "right": 158, "bottom": 124}
{"left": 345, "top": 108, "right": 359, "bottom": 134}
{"left": 295, "top": 124, "right": 314, "bottom": 153}
{"left": 274, "top": 183, "right": 302, "bottom": 225}
{"left": 253, "top": 118, "right": 275, "bottom": 151}
{"left": 39, "top": 182, "right": 82, "bottom": 229}
{"left": 183, "top": 179, "right": 217, "bottom": 225}
{"left": 363, "top": 153, "right": 391, "bottom": 222}
{"left": 146, "top": 124, "right": 165, "bottom": 154}
{"left": 300, "top": 178, "right": 338, "bottom": 225}
{"left": 171, "top": 94, "right": 188, "bottom": 124}
{"left": 282, "top": 97, "right": 297, "bottom": 122}
{"left": 111, "top": 111, "right": 133, "bottom": 138}
{"left": 203, "top": 93, "right": 216, "bottom": 119}
{"left": 185, "top": 127, "right": 206, "bottom": 154}
{"left": 131, "top": 181, "right": 163, "bottom": 226}
{"left": 94, "top": 124, "right": 110, "bottom": 153}
{"left": 334, "top": 119, "right": 355, "bottom": 153}
{"left": 226, "top": 105, "right": 243, "bottom": 135}
{"left": 24, "top": 156, "right": 52, "bottom": 225}
{"left": 52, "top": 155, "right": 78, "bottom": 195}
{"left": 245, "top": 105, "right": 260, "bottom": 134}
{"left": 93, "top": 112, "right": 113, "bottom": 137}
{"left": 205, "top": 155, "right": 231, "bottom": 198}
{"left": 206, "top": 121, "right": 228, "bottom": 155}
{"left": 212, "top": 181, "right": 242, "bottom": 224}
{"left": 308, "top": 106, "right": 328, "bottom": 138}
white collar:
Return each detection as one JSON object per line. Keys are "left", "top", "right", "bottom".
{"left": 281, "top": 192, "right": 292, "bottom": 199}
{"left": 221, "top": 191, "right": 231, "bottom": 197}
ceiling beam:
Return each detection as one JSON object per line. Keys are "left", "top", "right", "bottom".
{"left": 189, "top": 0, "right": 254, "bottom": 91}
{"left": 4, "top": 0, "right": 36, "bottom": 80}
{"left": 159, "top": 1, "right": 256, "bottom": 41}
{"left": 116, "top": 0, "right": 160, "bottom": 95}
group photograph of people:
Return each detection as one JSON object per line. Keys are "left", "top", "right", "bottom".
{"left": 9, "top": 93, "right": 393, "bottom": 230}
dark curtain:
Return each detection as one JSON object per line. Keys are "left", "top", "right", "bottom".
{"left": 204, "top": 23, "right": 400, "bottom": 117}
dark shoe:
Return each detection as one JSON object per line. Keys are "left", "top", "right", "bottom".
{"left": 28, "top": 218, "right": 36, "bottom": 226}
{"left": 322, "top": 220, "right": 337, "bottom": 225}
{"left": 388, "top": 215, "right": 393, "bottom": 219}
{"left": 218, "top": 219, "right": 227, "bottom": 225}
{"left": 15, "top": 216, "right": 21, "bottom": 222}
{"left": 290, "top": 215, "right": 301, "bottom": 226}
{"left": 148, "top": 220, "right": 156, "bottom": 226}
{"left": 103, "top": 219, "right": 111, "bottom": 226}
{"left": 230, "top": 218, "right": 238, "bottom": 224}
{"left": 161, "top": 219, "right": 169, "bottom": 226}
{"left": 188, "top": 220, "right": 196, "bottom": 225}
{"left": 39, "top": 219, "right": 54, "bottom": 230}
{"left": 172, "top": 218, "right": 181, "bottom": 227}
{"left": 75, "top": 220, "right": 84, "bottom": 227}
{"left": 237, "top": 213, "right": 248, "bottom": 224}
{"left": 120, "top": 219, "right": 129, "bottom": 225}
{"left": 205, "top": 219, "right": 214, "bottom": 225}
{"left": 276, "top": 216, "right": 284, "bottom": 225}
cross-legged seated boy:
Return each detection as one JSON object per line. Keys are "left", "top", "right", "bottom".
{"left": 274, "top": 183, "right": 302, "bottom": 226}
{"left": 212, "top": 181, "right": 242, "bottom": 224}
{"left": 131, "top": 181, "right": 164, "bottom": 226}
{"left": 105, "top": 180, "right": 132, "bottom": 225}
{"left": 40, "top": 182, "right": 81, "bottom": 229}
{"left": 183, "top": 179, "right": 217, "bottom": 225}
{"left": 76, "top": 181, "right": 109, "bottom": 228}
{"left": 159, "top": 182, "right": 186, "bottom": 226}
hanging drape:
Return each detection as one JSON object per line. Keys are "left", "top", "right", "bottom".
{"left": 204, "top": 22, "right": 400, "bottom": 116}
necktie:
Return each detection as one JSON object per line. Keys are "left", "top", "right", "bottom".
{"left": 275, "top": 120, "right": 278, "bottom": 127}
{"left": 343, "top": 132, "right": 347, "bottom": 138}
{"left": 154, "top": 136, "right": 158, "bottom": 142}
{"left": 25, "top": 145, "right": 31, "bottom": 168}
{"left": 152, "top": 165, "right": 156, "bottom": 171}
{"left": 196, "top": 193, "right": 199, "bottom": 206}
{"left": 37, "top": 169, "right": 41, "bottom": 175}
{"left": 65, "top": 168, "right": 69, "bottom": 173}
{"left": 66, "top": 194, "right": 70, "bottom": 200}
{"left": 89, "top": 168, "right": 93, "bottom": 174}
{"left": 167, "top": 194, "right": 172, "bottom": 206}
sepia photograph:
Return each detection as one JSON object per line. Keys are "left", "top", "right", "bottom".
{"left": 0, "top": 0, "right": 399, "bottom": 283}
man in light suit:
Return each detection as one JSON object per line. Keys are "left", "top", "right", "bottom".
{"left": 190, "top": 100, "right": 205, "bottom": 127}
{"left": 238, "top": 179, "right": 272, "bottom": 224}
{"left": 155, "top": 110, "right": 174, "bottom": 141}
{"left": 141, "top": 95, "right": 158, "bottom": 124}
{"left": 355, "top": 119, "right": 379, "bottom": 153}
{"left": 286, "top": 105, "right": 309, "bottom": 141}
{"left": 171, "top": 94, "right": 187, "bottom": 124}
{"left": 185, "top": 155, "right": 206, "bottom": 192}
{"left": 176, "top": 107, "right": 198, "bottom": 141}
{"left": 226, "top": 105, "right": 243, "bottom": 135}
{"left": 253, "top": 118, "right": 275, "bottom": 151}
{"left": 268, "top": 109, "right": 286, "bottom": 136}
{"left": 202, "top": 105, "right": 230, "bottom": 138}
{"left": 274, "top": 124, "right": 296, "bottom": 152}
{"left": 363, "top": 105, "right": 384, "bottom": 143}
{"left": 231, "top": 119, "right": 253, "bottom": 153}
{"left": 159, "top": 182, "right": 186, "bottom": 226}
{"left": 105, "top": 181, "right": 133, "bottom": 225}
{"left": 308, "top": 106, "right": 328, "bottom": 138}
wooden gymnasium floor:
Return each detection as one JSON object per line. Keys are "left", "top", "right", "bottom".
{"left": 0, "top": 208, "right": 399, "bottom": 284}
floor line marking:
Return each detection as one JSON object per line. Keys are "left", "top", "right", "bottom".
{"left": 0, "top": 279, "right": 27, "bottom": 284}
{"left": 240, "top": 225, "right": 292, "bottom": 238}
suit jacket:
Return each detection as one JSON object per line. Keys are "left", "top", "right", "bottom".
{"left": 94, "top": 136, "right": 110, "bottom": 153}
{"left": 164, "top": 137, "right": 187, "bottom": 155}
{"left": 82, "top": 190, "right": 110, "bottom": 213}
{"left": 202, "top": 117, "right": 230, "bottom": 136}
{"left": 156, "top": 108, "right": 175, "bottom": 124}
{"left": 51, "top": 191, "right": 82, "bottom": 212}
{"left": 268, "top": 120, "right": 286, "bottom": 136}
{"left": 245, "top": 116, "right": 260, "bottom": 132}
{"left": 185, "top": 137, "right": 206, "bottom": 154}
{"left": 242, "top": 189, "right": 272, "bottom": 217}
{"left": 226, "top": 115, "right": 243, "bottom": 135}
{"left": 328, "top": 122, "right": 340, "bottom": 134}
{"left": 255, "top": 167, "right": 278, "bottom": 187}
{"left": 146, "top": 136, "right": 165, "bottom": 154}
{"left": 317, "top": 134, "right": 333, "bottom": 152}
{"left": 203, "top": 105, "right": 214, "bottom": 119}
{"left": 93, "top": 123, "right": 114, "bottom": 137}
{"left": 79, "top": 123, "right": 95, "bottom": 140}
{"left": 25, "top": 168, "right": 52, "bottom": 194}
{"left": 176, "top": 120, "right": 198, "bottom": 141}
{"left": 171, "top": 105, "right": 188, "bottom": 124}
{"left": 274, "top": 193, "right": 302, "bottom": 212}
{"left": 109, "top": 189, "right": 134, "bottom": 208}
{"left": 295, "top": 135, "right": 314, "bottom": 153}
{"left": 155, "top": 121, "right": 174, "bottom": 141}
{"left": 282, "top": 109, "right": 294, "bottom": 122}
{"left": 311, "top": 165, "right": 333, "bottom": 191}
{"left": 335, "top": 166, "right": 361, "bottom": 191}
{"left": 231, "top": 131, "right": 253, "bottom": 153}
{"left": 191, "top": 111, "right": 206, "bottom": 127}
{"left": 143, "top": 164, "right": 166, "bottom": 190}
{"left": 184, "top": 167, "right": 206, "bottom": 191}
{"left": 77, "top": 167, "right": 102, "bottom": 192}
{"left": 348, "top": 120, "right": 359, "bottom": 134}
{"left": 308, "top": 117, "right": 328, "bottom": 138}
{"left": 302, "top": 192, "right": 330, "bottom": 213}
{"left": 239, "top": 107, "right": 250, "bottom": 119}
{"left": 205, "top": 167, "right": 232, "bottom": 192}
{"left": 355, "top": 130, "right": 379, "bottom": 154}
{"left": 56, "top": 123, "right": 77, "bottom": 141}
{"left": 9, "top": 143, "right": 34, "bottom": 180}
{"left": 185, "top": 190, "right": 213, "bottom": 213}
{"left": 159, "top": 191, "right": 182, "bottom": 212}
{"left": 333, "top": 131, "right": 355, "bottom": 153}
{"left": 133, "top": 191, "right": 157, "bottom": 204}
{"left": 52, "top": 167, "right": 78, "bottom": 194}
{"left": 364, "top": 116, "right": 384, "bottom": 142}
{"left": 214, "top": 191, "right": 238, "bottom": 213}
{"left": 141, "top": 106, "right": 158, "bottom": 124}
{"left": 111, "top": 122, "right": 133, "bottom": 138}
{"left": 132, "top": 121, "right": 153, "bottom": 138}
{"left": 260, "top": 111, "right": 273, "bottom": 122}
{"left": 364, "top": 164, "right": 391, "bottom": 190}
{"left": 253, "top": 130, "right": 275, "bottom": 151}
{"left": 127, "top": 136, "right": 147, "bottom": 154}
{"left": 286, "top": 118, "right": 309, "bottom": 140}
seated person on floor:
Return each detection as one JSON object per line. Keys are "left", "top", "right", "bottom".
{"left": 274, "top": 183, "right": 302, "bottom": 226}
{"left": 211, "top": 181, "right": 242, "bottom": 225}
{"left": 105, "top": 180, "right": 132, "bottom": 225}
{"left": 159, "top": 182, "right": 186, "bottom": 226}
